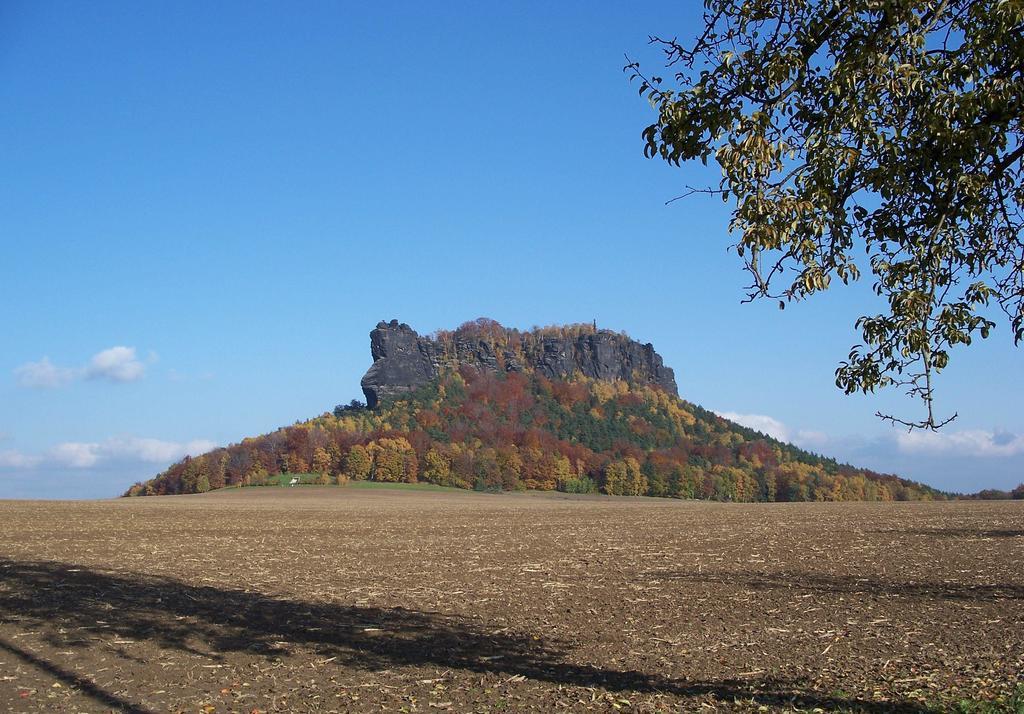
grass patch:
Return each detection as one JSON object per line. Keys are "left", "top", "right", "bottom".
{"left": 266, "top": 473, "right": 323, "bottom": 487}
{"left": 219, "top": 473, "right": 327, "bottom": 490}
{"left": 941, "top": 685, "right": 1024, "bottom": 714}
{"left": 220, "top": 477, "right": 468, "bottom": 493}
{"left": 345, "top": 481, "right": 468, "bottom": 493}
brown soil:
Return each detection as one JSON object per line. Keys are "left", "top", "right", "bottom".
{"left": 0, "top": 488, "right": 1021, "bottom": 712}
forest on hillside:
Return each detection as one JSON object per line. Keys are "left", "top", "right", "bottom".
{"left": 127, "top": 365, "right": 949, "bottom": 501}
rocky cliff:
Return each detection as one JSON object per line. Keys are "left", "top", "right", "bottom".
{"left": 360, "top": 319, "right": 678, "bottom": 408}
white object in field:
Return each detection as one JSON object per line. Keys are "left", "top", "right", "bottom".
{"left": 289, "top": 477, "right": 299, "bottom": 487}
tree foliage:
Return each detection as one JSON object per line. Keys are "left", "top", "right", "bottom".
{"left": 343, "top": 444, "right": 372, "bottom": 481}
{"left": 126, "top": 367, "right": 949, "bottom": 502}
{"left": 628, "top": 0, "right": 1024, "bottom": 428}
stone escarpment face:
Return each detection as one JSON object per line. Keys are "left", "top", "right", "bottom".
{"left": 360, "top": 319, "right": 678, "bottom": 408}
{"left": 536, "top": 331, "right": 677, "bottom": 393}
{"left": 360, "top": 321, "right": 440, "bottom": 408}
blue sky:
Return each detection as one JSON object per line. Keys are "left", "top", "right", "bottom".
{"left": 1, "top": 1, "right": 1021, "bottom": 498}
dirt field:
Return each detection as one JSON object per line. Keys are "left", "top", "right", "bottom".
{"left": 0, "top": 488, "right": 1021, "bottom": 713}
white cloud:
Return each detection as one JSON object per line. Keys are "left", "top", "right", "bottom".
{"left": 895, "top": 429, "right": 1024, "bottom": 458}
{"left": 102, "top": 437, "right": 219, "bottom": 463}
{"left": 660, "top": 407, "right": 1024, "bottom": 493}
{"left": 713, "top": 408, "right": 1024, "bottom": 461}
{"left": 0, "top": 449, "right": 41, "bottom": 468}
{"left": 84, "top": 346, "right": 146, "bottom": 383}
{"left": 14, "top": 357, "right": 76, "bottom": 389}
{"left": 715, "top": 411, "right": 792, "bottom": 442}
{"left": 0, "top": 437, "right": 217, "bottom": 471}
{"left": 793, "top": 429, "right": 830, "bottom": 450}
{"left": 714, "top": 411, "right": 831, "bottom": 451}
{"left": 14, "top": 346, "right": 151, "bottom": 388}
{"left": 51, "top": 437, "right": 218, "bottom": 468}
{"left": 51, "top": 442, "right": 101, "bottom": 468}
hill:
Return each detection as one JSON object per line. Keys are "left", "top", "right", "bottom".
{"left": 126, "top": 319, "right": 947, "bottom": 501}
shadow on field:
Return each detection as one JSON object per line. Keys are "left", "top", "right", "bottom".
{"left": 0, "top": 635, "right": 152, "bottom": 713}
{"left": 650, "top": 568, "right": 1024, "bottom": 601}
{"left": 0, "top": 558, "right": 931, "bottom": 713}
{"left": 872, "top": 527, "right": 1024, "bottom": 539}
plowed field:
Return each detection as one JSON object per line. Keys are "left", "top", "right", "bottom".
{"left": 1, "top": 487, "right": 1021, "bottom": 712}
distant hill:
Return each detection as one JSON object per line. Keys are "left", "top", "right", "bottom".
{"left": 126, "top": 319, "right": 948, "bottom": 501}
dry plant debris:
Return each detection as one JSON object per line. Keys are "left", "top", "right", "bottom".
{"left": 0, "top": 488, "right": 1021, "bottom": 712}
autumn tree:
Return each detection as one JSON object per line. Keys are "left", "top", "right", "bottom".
{"left": 127, "top": 364, "right": 950, "bottom": 501}
{"left": 280, "top": 452, "right": 308, "bottom": 475}
{"left": 343, "top": 444, "right": 372, "bottom": 481}
{"left": 246, "top": 464, "right": 269, "bottom": 487}
{"left": 520, "top": 447, "right": 550, "bottom": 490}
{"left": 368, "top": 440, "right": 402, "bottom": 482}
{"left": 368, "top": 438, "right": 418, "bottom": 483}
{"left": 604, "top": 458, "right": 646, "bottom": 496}
{"left": 551, "top": 455, "right": 574, "bottom": 490}
{"left": 422, "top": 447, "right": 453, "bottom": 486}
{"left": 312, "top": 447, "right": 332, "bottom": 485}
{"left": 630, "top": 0, "right": 1024, "bottom": 428}
{"left": 495, "top": 445, "right": 524, "bottom": 489}
{"left": 205, "top": 451, "right": 227, "bottom": 490}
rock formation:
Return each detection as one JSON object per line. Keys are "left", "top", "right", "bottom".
{"left": 360, "top": 319, "right": 677, "bottom": 408}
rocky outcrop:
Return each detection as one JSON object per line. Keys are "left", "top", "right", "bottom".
{"left": 360, "top": 319, "right": 677, "bottom": 408}
{"left": 360, "top": 321, "right": 440, "bottom": 407}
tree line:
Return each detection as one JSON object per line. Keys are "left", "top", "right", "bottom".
{"left": 126, "top": 367, "right": 971, "bottom": 501}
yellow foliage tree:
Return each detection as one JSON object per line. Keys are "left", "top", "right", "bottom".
{"left": 422, "top": 447, "right": 452, "bottom": 486}
{"left": 343, "top": 444, "right": 372, "bottom": 481}
{"left": 368, "top": 437, "right": 417, "bottom": 483}
{"left": 312, "top": 447, "right": 332, "bottom": 484}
